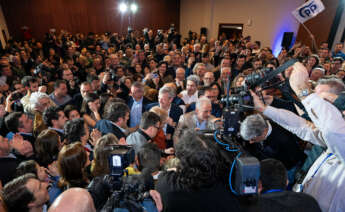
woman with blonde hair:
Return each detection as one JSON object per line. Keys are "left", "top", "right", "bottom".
{"left": 149, "top": 106, "right": 171, "bottom": 150}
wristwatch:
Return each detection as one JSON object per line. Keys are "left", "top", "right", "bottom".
{"left": 297, "top": 88, "right": 312, "bottom": 99}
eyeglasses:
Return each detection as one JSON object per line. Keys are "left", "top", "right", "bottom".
{"left": 153, "top": 125, "right": 160, "bottom": 130}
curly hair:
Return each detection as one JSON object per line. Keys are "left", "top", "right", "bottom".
{"left": 64, "top": 118, "right": 86, "bottom": 144}
{"left": 173, "top": 130, "right": 225, "bottom": 191}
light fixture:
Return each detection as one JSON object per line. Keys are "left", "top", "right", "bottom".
{"left": 130, "top": 3, "right": 138, "bottom": 13}
{"left": 118, "top": 2, "right": 128, "bottom": 13}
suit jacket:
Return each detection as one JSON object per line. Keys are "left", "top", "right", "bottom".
{"left": 95, "top": 119, "right": 126, "bottom": 139}
{"left": 0, "top": 157, "right": 19, "bottom": 185}
{"left": 127, "top": 96, "right": 152, "bottom": 113}
{"left": 173, "top": 111, "right": 218, "bottom": 144}
{"left": 147, "top": 102, "right": 183, "bottom": 137}
{"left": 126, "top": 96, "right": 151, "bottom": 126}
{"left": 245, "top": 121, "right": 306, "bottom": 170}
{"left": 242, "top": 191, "right": 321, "bottom": 212}
{"left": 127, "top": 96, "right": 152, "bottom": 127}
{"left": 72, "top": 93, "right": 83, "bottom": 111}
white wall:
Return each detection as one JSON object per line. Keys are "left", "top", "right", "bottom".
{"left": 0, "top": 5, "right": 9, "bottom": 49}
{"left": 180, "top": 0, "right": 303, "bottom": 55}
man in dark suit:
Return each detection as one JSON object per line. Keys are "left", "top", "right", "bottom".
{"left": 71, "top": 82, "right": 93, "bottom": 111}
{"left": 147, "top": 86, "right": 183, "bottom": 147}
{"left": 95, "top": 102, "right": 130, "bottom": 140}
{"left": 127, "top": 82, "right": 151, "bottom": 128}
{"left": 240, "top": 114, "right": 306, "bottom": 183}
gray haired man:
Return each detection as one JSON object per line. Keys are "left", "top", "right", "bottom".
{"left": 173, "top": 97, "right": 220, "bottom": 144}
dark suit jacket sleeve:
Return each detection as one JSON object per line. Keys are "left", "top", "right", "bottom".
{"left": 167, "top": 105, "right": 183, "bottom": 135}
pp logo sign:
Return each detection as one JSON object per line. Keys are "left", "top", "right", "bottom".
{"left": 299, "top": 1, "right": 318, "bottom": 18}
{"left": 292, "top": 0, "right": 324, "bottom": 23}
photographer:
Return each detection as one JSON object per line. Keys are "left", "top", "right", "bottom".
{"left": 144, "top": 29, "right": 155, "bottom": 50}
{"left": 156, "top": 130, "right": 240, "bottom": 211}
{"left": 250, "top": 62, "right": 345, "bottom": 211}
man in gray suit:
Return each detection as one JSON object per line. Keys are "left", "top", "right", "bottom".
{"left": 173, "top": 97, "right": 220, "bottom": 144}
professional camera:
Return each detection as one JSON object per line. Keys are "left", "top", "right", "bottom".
{"left": 34, "top": 63, "right": 50, "bottom": 76}
{"left": 221, "top": 59, "right": 298, "bottom": 136}
{"left": 221, "top": 67, "right": 282, "bottom": 111}
{"left": 88, "top": 145, "right": 156, "bottom": 212}
{"left": 10, "top": 91, "right": 24, "bottom": 112}
{"left": 204, "top": 59, "right": 298, "bottom": 197}
{"left": 108, "top": 145, "right": 135, "bottom": 178}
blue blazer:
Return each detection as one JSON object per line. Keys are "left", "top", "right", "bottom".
{"left": 127, "top": 96, "right": 152, "bottom": 113}
{"left": 95, "top": 119, "right": 126, "bottom": 139}
{"left": 147, "top": 102, "right": 183, "bottom": 135}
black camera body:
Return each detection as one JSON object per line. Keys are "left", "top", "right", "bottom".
{"left": 90, "top": 145, "right": 156, "bottom": 212}
{"left": 108, "top": 145, "right": 135, "bottom": 178}
{"left": 221, "top": 59, "right": 298, "bottom": 135}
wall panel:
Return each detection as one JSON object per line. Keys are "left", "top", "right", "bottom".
{"left": 0, "top": 0, "right": 180, "bottom": 40}
{"left": 296, "top": 0, "right": 339, "bottom": 48}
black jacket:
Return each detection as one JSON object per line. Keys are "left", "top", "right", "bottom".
{"left": 245, "top": 122, "right": 306, "bottom": 170}
{"left": 242, "top": 191, "right": 321, "bottom": 212}
{"left": 156, "top": 171, "right": 241, "bottom": 212}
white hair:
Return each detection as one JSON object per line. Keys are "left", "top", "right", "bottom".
{"left": 240, "top": 114, "right": 268, "bottom": 141}
{"left": 29, "top": 92, "right": 49, "bottom": 109}
{"left": 196, "top": 97, "right": 211, "bottom": 110}
{"left": 221, "top": 67, "right": 231, "bottom": 74}
{"left": 312, "top": 67, "right": 325, "bottom": 75}
{"left": 187, "top": 74, "right": 200, "bottom": 86}
{"left": 159, "top": 86, "right": 176, "bottom": 99}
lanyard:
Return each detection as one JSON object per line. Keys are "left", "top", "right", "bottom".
{"left": 311, "top": 153, "right": 333, "bottom": 178}
{"left": 263, "top": 189, "right": 284, "bottom": 194}
{"left": 299, "top": 153, "right": 333, "bottom": 192}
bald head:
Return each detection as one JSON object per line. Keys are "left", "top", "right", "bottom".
{"left": 48, "top": 188, "right": 96, "bottom": 212}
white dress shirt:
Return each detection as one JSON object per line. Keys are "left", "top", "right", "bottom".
{"left": 263, "top": 93, "right": 345, "bottom": 212}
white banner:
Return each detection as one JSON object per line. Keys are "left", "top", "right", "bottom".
{"left": 292, "top": 0, "right": 325, "bottom": 23}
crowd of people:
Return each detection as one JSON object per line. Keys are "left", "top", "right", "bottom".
{"left": 0, "top": 25, "right": 344, "bottom": 212}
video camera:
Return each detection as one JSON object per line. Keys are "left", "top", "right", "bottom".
{"left": 88, "top": 145, "right": 156, "bottom": 212}
{"left": 108, "top": 145, "right": 135, "bottom": 178}
{"left": 208, "top": 59, "right": 298, "bottom": 196}
{"left": 221, "top": 59, "right": 298, "bottom": 135}
{"left": 100, "top": 145, "right": 135, "bottom": 192}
